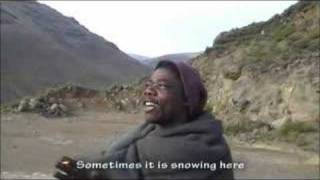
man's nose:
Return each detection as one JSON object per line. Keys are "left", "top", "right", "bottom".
{"left": 143, "top": 86, "right": 157, "bottom": 97}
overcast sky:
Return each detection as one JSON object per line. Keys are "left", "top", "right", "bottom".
{"left": 40, "top": 1, "right": 297, "bottom": 57}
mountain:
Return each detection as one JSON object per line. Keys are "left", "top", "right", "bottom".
{"left": 0, "top": 1, "right": 151, "bottom": 104}
{"left": 145, "top": 52, "right": 201, "bottom": 67}
{"left": 128, "top": 53, "right": 150, "bottom": 61}
{"left": 128, "top": 53, "right": 151, "bottom": 65}
{"left": 191, "top": 1, "right": 319, "bottom": 144}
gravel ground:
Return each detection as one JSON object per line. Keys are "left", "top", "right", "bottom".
{"left": 1, "top": 111, "right": 319, "bottom": 179}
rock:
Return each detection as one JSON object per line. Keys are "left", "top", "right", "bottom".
{"left": 42, "top": 103, "right": 68, "bottom": 117}
{"left": 248, "top": 138, "right": 256, "bottom": 144}
{"left": 17, "top": 99, "right": 29, "bottom": 112}
{"left": 249, "top": 113, "right": 259, "bottom": 121}
{"left": 261, "top": 125, "right": 272, "bottom": 133}
{"left": 232, "top": 97, "right": 250, "bottom": 112}
{"left": 57, "top": 98, "right": 63, "bottom": 103}
{"left": 120, "top": 99, "right": 129, "bottom": 108}
{"left": 116, "top": 104, "right": 123, "bottom": 111}
{"left": 223, "top": 65, "right": 242, "bottom": 80}
{"left": 271, "top": 116, "right": 290, "bottom": 129}
{"left": 48, "top": 97, "right": 57, "bottom": 104}
{"left": 28, "top": 98, "right": 40, "bottom": 110}
{"left": 239, "top": 133, "right": 254, "bottom": 142}
{"left": 252, "top": 128, "right": 259, "bottom": 136}
{"left": 238, "top": 133, "right": 248, "bottom": 142}
{"left": 238, "top": 99, "right": 250, "bottom": 112}
{"left": 58, "top": 104, "right": 68, "bottom": 112}
{"left": 49, "top": 103, "right": 59, "bottom": 112}
{"left": 77, "top": 101, "right": 85, "bottom": 108}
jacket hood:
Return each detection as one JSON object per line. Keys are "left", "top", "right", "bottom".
{"left": 155, "top": 60, "right": 207, "bottom": 119}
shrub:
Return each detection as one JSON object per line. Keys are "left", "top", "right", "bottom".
{"left": 288, "top": 32, "right": 304, "bottom": 42}
{"left": 0, "top": 105, "right": 12, "bottom": 113}
{"left": 224, "top": 118, "right": 269, "bottom": 135}
{"left": 293, "top": 36, "right": 310, "bottom": 49}
{"left": 204, "top": 47, "right": 214, "bottom": 55}
{"left": 307, "top": 37, "right": 320, "bottom": 51}
{"left": 308, "top": 28, "right": 320, "bottom": 39}
{"left": 279, "top": 121, "right": 318, "bottom": 136}
{"left": 273, "top": 23, "right": 295, "bottom": 42}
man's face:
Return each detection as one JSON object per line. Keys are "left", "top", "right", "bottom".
{"left": 143, "top": 68, "right": 186, "bottom": 124}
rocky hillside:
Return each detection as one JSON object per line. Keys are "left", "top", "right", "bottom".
{"left": 0, "top": 1, "right": 150, "bottom": 104}
{"left": 191, "top": 1, "right": 319, "bottom": 150}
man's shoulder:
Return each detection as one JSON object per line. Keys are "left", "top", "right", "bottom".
{"left": 108, "top": 122, "right": 155, "bottom": 152}
{"left": 193, "top": 111, "right": 221, "bottom": 127}
{"left": 195, "top": 111, "right": 216, "bottom": 121}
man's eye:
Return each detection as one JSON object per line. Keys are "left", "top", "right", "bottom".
{"left": 144, "top": 81, "right": 172, "bottom": 90}
{"left": 158, "top": 83, "right": 169, "bottom": 88}
{"left": 144, "top": 82, "right": 151, "bottom": 88}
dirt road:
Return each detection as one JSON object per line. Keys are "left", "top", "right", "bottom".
{"left": 1, "top": 111, "right": 319, "bottom": 179}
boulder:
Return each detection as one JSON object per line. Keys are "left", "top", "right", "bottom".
{"left": 49, "top": 103, "right": 59, "bottom": 112}
{"left": 48, "top": 97, "right": 57, "bottom": 104}
{"left": 17, "top": 99, "right": 29, "bottom": 112}
{"left": 42, "top": 103, "right": 68, "bottom": 117}
{"left": 58, "top": 104, "right": 68, "bottom": 112}
{"left": 223, "top": 65, "right": 242, "bottom": 80}
{"left": 29, "top": 98, "right": 41, "bottom": 110}
{"left": 232, "top": 97, "right": 250, "bottom": 112}
{"left": 271, "top": 116, "right": 290, "bottom": 129}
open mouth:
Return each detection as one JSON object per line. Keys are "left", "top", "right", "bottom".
{"left": 144, "top": 100, "right": 159, "bottom": 113}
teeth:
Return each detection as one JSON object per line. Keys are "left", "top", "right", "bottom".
{"left": 145, "top": 102, "right": 156, "bottom": 106}
{"left": 144, "top": 101, "right": 158, "bottom": 112}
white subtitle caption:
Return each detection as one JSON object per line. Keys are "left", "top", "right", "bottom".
{"left": 76, "top": 160, "right": 245, "bottom": 171}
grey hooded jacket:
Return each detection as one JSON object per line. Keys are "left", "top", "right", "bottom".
{"left": 79, "top": 112, "right": 234, "bottom": 180}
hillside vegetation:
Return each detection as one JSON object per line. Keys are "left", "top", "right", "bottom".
{"left": 191, "top": 1, "right": 319, "bottom": 151}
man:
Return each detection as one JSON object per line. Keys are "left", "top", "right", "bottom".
{"left": 54, "top": 60, "right": 234, "bottom": 179}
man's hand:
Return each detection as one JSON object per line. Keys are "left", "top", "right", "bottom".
{"left": 54, "top": 156, "right": 86, "bottom": 179}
